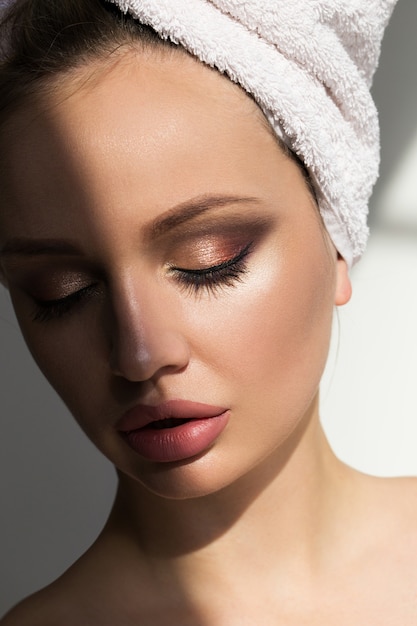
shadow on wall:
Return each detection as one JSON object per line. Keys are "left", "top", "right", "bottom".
{"left": 371, "top": 0, "right": 417, "bottom": 227}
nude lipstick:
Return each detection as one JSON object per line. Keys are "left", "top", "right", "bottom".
{"left": 117, "top": 400, "right": 229, "bottom": 463}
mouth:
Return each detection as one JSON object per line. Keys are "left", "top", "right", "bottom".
{"left": 117, "top": 400, "right": 230, "bottom": 463}
{"left": 117, "top": 399, "right": 228, "bottom": 432}
{"left": 139, "top": 417, "right": 191, "bottom": 431}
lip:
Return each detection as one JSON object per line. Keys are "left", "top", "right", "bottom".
{"left": 117, "top": 400, "right": 229, "bottom": 463}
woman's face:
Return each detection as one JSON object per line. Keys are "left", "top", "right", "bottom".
{"left": 0, "top": 50, "right": 350, "bottom": 498}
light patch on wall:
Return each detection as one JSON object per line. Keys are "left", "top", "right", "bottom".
{"left": 378, "top": 124, "right": 417, "bottom": 226}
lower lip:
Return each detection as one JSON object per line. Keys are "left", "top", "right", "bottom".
{"left": 123, "top": 411, "right": 230, "bottom": 463}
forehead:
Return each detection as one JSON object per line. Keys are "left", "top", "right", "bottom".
{"left": 2, "top": 47, "right": 271, "bottom": 165}
{"left": 0, "top": 49, "right": 300, "bottom": 243}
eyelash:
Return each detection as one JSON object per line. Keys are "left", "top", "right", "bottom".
{"left": 30, "top": 243, "right": 253, "bottom": 323}
{"left": 31, "top": 283, "right": 100, "bottom": 323}
{"left": 170, "top": 242, "right": 252, "bottom": 294}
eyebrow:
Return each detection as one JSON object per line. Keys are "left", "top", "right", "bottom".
{"left": 0, "top": 194, "right": 260, "bottom": 259}
{"left": 0, "top": 238, "right": 81, "bottom": 259}
{"left": 146, "top": 194, "right": 260, "bottom": 239}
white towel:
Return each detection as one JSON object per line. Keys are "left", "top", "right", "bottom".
{"left": 106, "top": 0, "right": 397, "bottom": 266}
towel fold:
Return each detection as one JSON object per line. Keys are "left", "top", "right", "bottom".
{"left": 111, "top": 0, "right": 395, "bottom": 264}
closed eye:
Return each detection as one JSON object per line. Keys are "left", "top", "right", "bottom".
{"left": 169, "top": 242, "right": 253, "bottom": 294}
{"left": 32, "top": 283, "right": 100, "bottom": 323}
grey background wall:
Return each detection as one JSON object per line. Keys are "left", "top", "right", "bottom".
{"left": 1, "top": 0, "right": 416, "bottom": 616}
{"left": 321, "top": 0, "right": 417, "bottom": 474}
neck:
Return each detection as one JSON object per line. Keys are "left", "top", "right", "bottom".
{"left": 106, "top": 398, "right": 353, "bottom": 585}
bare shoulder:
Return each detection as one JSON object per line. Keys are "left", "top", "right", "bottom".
{"left": 1, "top": 541, "right": 110, "bottom": 626}
{"left": 363, "top": 474, "right": 417, "bottom": 515}
{"left": 353, "top": 472, "right": 417, "bottom": 526}
{"left": 1, "top": 568, "right": 115, "bottom": 626}
{"left": 0, "top": 532, "right": 153, "bottom": 626}
{"left": 383, "top": 475, "right": 417, "bottom": 533}
{"left": 353, "top": 473, "right": 417, "bottom": 565}
{"left": 0, "top": 585, "right": 65, "bottom": 626}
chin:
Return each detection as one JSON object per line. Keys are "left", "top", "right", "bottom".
{"left": 116, "top": 451, "right": 251, "bottom": 501}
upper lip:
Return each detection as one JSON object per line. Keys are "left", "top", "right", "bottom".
{"left": 116, "top": 399, "right": 228, "bottom": 432}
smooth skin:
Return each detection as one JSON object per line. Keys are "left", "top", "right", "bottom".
{"left": 1, "top": 48, "right": 417, "bottom": 625}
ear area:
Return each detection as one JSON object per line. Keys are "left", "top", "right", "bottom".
{"left": 334, "top": 255, "right": 352, "bottom": 306}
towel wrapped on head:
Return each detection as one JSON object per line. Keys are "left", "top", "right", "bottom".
{"left": 107, "top": 0, "right": 397, "bottom": 266}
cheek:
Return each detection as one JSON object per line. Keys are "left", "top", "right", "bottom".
{"left": 10, "top": 235, "right": 335, "bottom": 446}
{"left": 190, "top": 244, "right": 335, "bottom": 403}
{"left": 11, "top": 295, "right": 108, "bottom": 430}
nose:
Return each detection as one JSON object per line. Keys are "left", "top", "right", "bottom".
{"left": 109, "top": 281, "right": 190, "bottom": 382}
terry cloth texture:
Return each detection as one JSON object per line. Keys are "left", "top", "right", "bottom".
{"left": 108, "top": 0, "right": 397, "bottom": 265}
